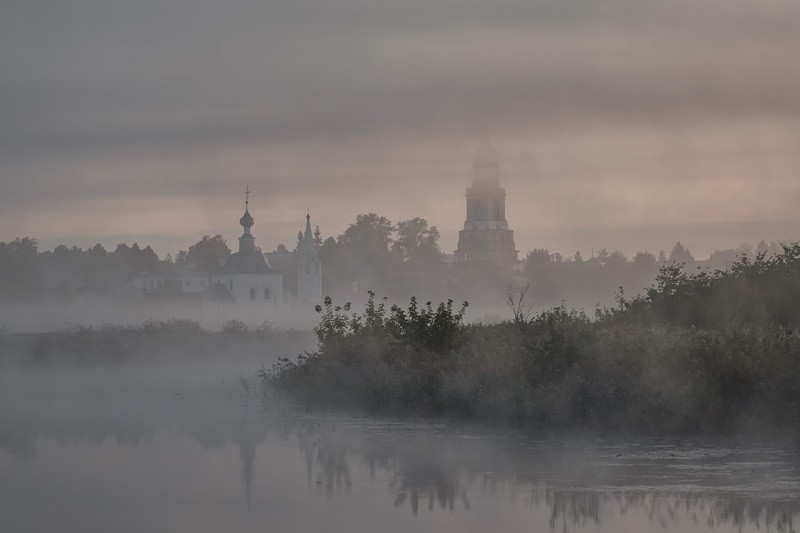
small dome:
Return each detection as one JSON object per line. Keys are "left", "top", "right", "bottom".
{"left": 240, "top": 209, "right": 254, "bottom": 229}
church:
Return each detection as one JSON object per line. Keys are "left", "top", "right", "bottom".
{"left": 454, "top": 136, "right": 519, "bottom": 264}
{"left": 133, "top": 188, "right": 323, "bottom": 308}
{"left": 208, "top": 188, "right": 284, "bottom": 306}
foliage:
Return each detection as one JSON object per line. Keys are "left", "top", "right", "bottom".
{"left": 183, "top": 234, "right": 231, "bottom": 271}
{"left": 392, "top": 217, "right": 442, "bottom": 267}
{"left": 266, "top": 245, "right": 800, "bottom": 435}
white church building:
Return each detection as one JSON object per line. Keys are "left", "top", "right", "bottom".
{"left": 208, "top": 189, "right": 283, "bottom": 306}
{"left": 133, "top": 189, "right": 323, "bottom": 310}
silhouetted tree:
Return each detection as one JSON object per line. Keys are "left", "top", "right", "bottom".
{"left": 186, "top": 235, "right": 230, "bottom": 272}
{"left": 393, "top": 217, "right": 442, "bottom": 267}
{"left": 669, "top": 242, "right": 694, "bottom": 266}
{"left": 313, "top": 226, "right": 323, "bottom": 249}
{"left": 0, "top": 237, "right": 41, "bottom": 297}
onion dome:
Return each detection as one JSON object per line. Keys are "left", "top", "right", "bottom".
{"left": 240, "top": 209, "right": 254, "bottom": 229}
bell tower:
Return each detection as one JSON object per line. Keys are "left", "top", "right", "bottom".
{"left": 454, "top": 136, "right": 518, "bottom": 264}
{"left": 296, "top": 210, "right": 322, "bottom": 305}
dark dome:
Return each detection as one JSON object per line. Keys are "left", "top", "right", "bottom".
{"left": 239, "top": 209, "right": 254, "bottom": 228}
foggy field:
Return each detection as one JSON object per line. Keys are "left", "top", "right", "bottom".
{"left": 0, "top": 319, "right": 315, "bottom": 367}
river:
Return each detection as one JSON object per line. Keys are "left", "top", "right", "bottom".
{"left": 1, "top": 361, "right": 798, "bottom": 532}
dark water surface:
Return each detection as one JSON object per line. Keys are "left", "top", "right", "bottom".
{"left": 1, "top": 363, "right": 799, "bottom": 532}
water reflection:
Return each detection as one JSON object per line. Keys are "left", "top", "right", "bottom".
{"left": 1, "top": 366, "right": 799, "bottom": 532}
{"left": 294, "top": 421, "right": 800, "bottom": 531}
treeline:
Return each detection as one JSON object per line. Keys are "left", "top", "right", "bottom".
{"left": 0, "top": 213, "right": 791, "bottom": 306}
{"left": 265, "top": 244, "right": 800, "bottom": 435}
{"left": 522, "top": 239, "right": 790, "bottom": 308}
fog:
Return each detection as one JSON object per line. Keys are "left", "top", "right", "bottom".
{"left": 3, "top": 0, "right": 800, "bottom": 529}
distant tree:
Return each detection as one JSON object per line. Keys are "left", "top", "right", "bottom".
{"left": 339, "top": 213, "right": 395, "bottom": 254}
{"left": 140, "top": 245, "right": 161, "bottom": 272}
{"left": 275, "top": 243, "right": 289, "bottom": 254}
{"left": 658, "top": 250, "right": 667, "bottom": 263}
{"left": 318, "top": 236, "right": 353, "bottom": 291}
{"left": 525, "top": 249, "right": 552, "bottom": 268}
{"left": 313, "top": 226, "right": 323, "bottom": 249}
{"left": 393, "top": 217, "right": 442, "bottom": 267}
{"left": 0, "top": 237, "right": 41, "bottom": 297}
{"left": 605, "top": 250, "right": 627, "bottom": 268}
{"left": 669, "top": 242, "right": 694, "bottom": 265}
{"left": 707, "top": 249, "right": 738, "bottom": 270}
{"left": 594, "top": 248, "right": 610, "bottom": 265}
{"left": 175, "top": 250, "right": 188, "bottom": 265}
{"left": 632, "top": 251, "right": 657, "bottom": 269}
{"left": 187, "top": 235, "right": 230, "bottom": 272}
{"left": 318, "top": 237, "right": 341, "bottom": 266}
{"left": 574, "top": 250, "right": 583, "bottom": 263}
{"left": 737, "top": 242, "right": 754, "bottom": 260}
{"left": 523, "top": 249, "right": 557, "bottom": 299}
{"left": 756, "top": 239, "right": 769, "bottom": 257}
{"left": 295, "top": 231, "right": 304, "bottom": 252}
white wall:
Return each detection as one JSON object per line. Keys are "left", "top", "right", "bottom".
{"left": 211, "top": 273, "right": 283, "bottom": 306}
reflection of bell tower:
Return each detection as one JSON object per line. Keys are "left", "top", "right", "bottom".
{"left": 454, "top": 136, "right": 518, "bottom": 264}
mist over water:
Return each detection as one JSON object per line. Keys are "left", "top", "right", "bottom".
{"left": 1, "top": 354, "right": 798, "bottom": 533}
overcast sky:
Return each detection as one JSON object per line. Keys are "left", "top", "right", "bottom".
{"left": 2, "top": 0, "right": 800, "bottom": 258}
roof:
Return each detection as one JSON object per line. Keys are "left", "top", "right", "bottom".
{"left": 214, "top": 250, "right": 280, "bottom": 275}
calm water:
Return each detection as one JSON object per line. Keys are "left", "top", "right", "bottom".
{"left": 1, "top": 363, "right": 799, "bottom": 533}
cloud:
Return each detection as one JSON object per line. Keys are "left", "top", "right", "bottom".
{"left": 1, "top": 0, "right": 800, "bottom": 256}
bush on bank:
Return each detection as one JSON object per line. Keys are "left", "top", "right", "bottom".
{"left": 265, "top": 245, "right": 800, "bottom": 434}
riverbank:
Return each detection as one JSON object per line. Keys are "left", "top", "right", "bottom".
{"left": 265, "top": 246, "right": 800, "bottom": 435}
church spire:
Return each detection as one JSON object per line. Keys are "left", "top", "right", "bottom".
{"left": 304, "top": 208, "right": 313, "bottom": 244}
{"left": 238, "top": 186, "right": 255, "bottom": 253}
{"left": 239, "top": 186, "right": 254, "bottom": 232}
{"left": 297, "top": 209, "right": 322, "bottom": 304}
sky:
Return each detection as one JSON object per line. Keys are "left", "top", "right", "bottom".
{"left": 2, "top": 0, "right": 800, "bottom": 259}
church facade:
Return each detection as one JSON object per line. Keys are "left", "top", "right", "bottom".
{"left": 454, "top": 137, "right": 519, "bottom": 264}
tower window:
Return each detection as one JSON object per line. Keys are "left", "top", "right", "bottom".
{"left": 229, "top": 279, "right": 233, "bottom": 292}
{"left": 249, "top": 288, "right": 256, "bottom": 301}
{"left": 264, "top": 288, "right": 271, "bottom": 300}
